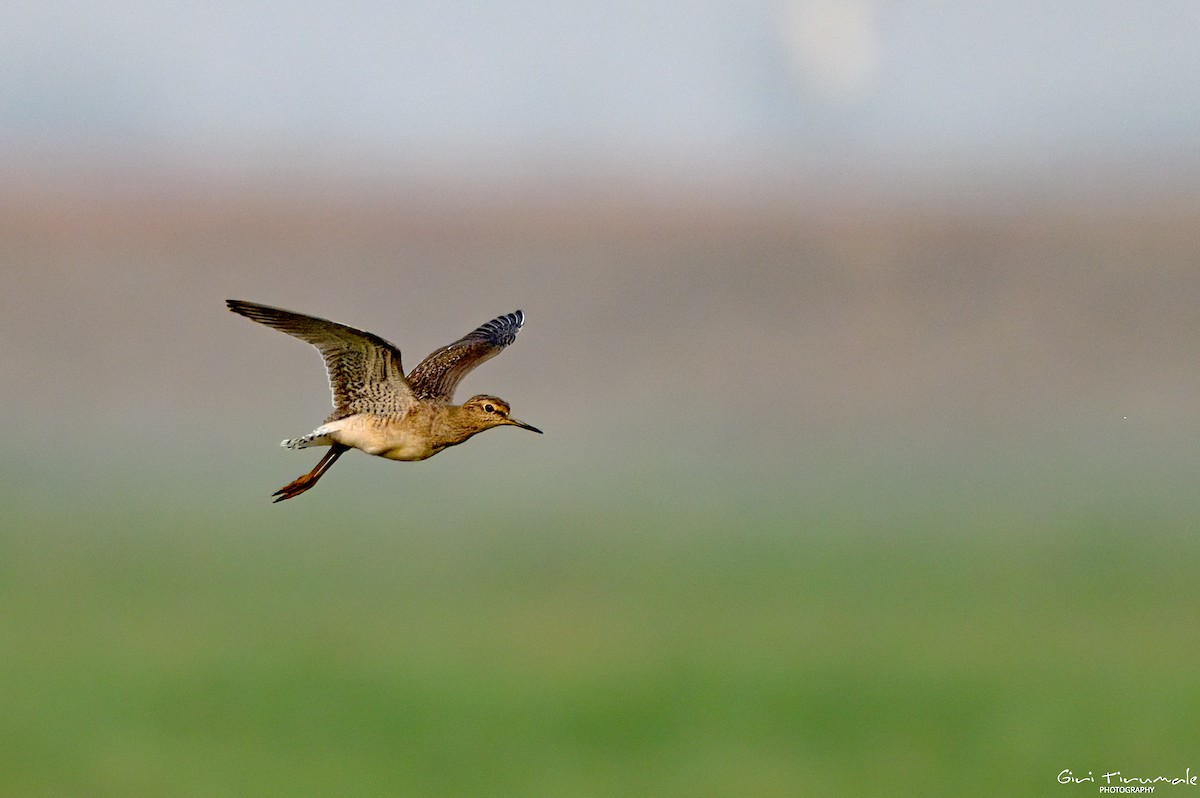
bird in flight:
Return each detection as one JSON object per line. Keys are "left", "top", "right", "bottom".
{"left": 227, "top": 300, "right": 542, "bottom": 502}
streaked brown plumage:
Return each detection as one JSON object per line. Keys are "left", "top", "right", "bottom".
{"left": 227, "top": 300, "right": 541, "bottom": 502}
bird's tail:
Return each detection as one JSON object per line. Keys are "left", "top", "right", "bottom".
{"left": 281, "top": 430, "right": 332, "bottom": 450}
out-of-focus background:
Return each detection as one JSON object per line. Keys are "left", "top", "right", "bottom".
{"left": 3, "top": 2, "right": 1200, "bottom": 795}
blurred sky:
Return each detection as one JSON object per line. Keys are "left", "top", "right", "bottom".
{"left": 4, "top": 1, "right": 1200, "bottom": 182}
{"left": 3, "top": 0, "right": 1200, "bottom": 507}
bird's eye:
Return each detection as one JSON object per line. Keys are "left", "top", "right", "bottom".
{"left": 484, "top": 404, "right": 495, "bottom": 413}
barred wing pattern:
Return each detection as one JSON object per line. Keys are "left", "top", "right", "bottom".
{"left": 227, "top": 300, "right": 414, "bottom": 421}
{"left": 406, "top": 310, "right": 525, "bottom": 402}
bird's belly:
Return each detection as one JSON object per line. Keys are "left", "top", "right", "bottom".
{"left": 379, "top": 439, "right": 435, "bottom": 461}
{"left": 328, "top": 415, "right": 434, "bottom": 461}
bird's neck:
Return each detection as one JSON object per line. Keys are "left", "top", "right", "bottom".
{"left": 428, "top": 404, "right": 487, "bottom": 448}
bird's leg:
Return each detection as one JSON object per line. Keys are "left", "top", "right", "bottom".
{"left": 272, "top": 443, "right": 349, "bottom": 503}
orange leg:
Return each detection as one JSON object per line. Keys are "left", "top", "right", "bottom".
{"left": 272, "top": 443, "right": 349, "bottom": 503}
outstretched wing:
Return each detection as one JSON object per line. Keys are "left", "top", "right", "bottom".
{"left": 406, "top": 310, "right": 525, "bottom": 402}
{"left": 227, "top": 299, "right": 414, "bottom": 420}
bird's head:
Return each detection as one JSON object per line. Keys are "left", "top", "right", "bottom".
{"left": 461, "top": 395, "right": 543, "bottom": 434}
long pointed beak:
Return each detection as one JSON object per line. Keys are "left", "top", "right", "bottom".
{"left": 507, "top": 417, "right": 543, "bottom": 434}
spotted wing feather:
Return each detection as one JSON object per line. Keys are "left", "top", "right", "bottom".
{"left": 407, "top": 310, "right": 525, "bottom": 402}
{"left": 227, "top": 299, "right": 414, "bottom": 420}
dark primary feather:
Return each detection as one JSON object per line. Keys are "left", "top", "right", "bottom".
{"left": 226, "top": 299, "right": 414, "bottom": 420}
{"left": 407, "top": 310, "right": 525, "bottom": 402}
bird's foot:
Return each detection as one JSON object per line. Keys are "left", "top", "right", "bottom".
{"left": 272, "top": 473, "right": 317, "bottom": 503}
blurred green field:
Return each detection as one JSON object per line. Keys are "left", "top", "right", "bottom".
{"left": 2, "top": 438, "right": 1198, "bottom": 798}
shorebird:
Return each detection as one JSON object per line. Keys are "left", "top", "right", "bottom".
{"left": 227, "top": 299, "right": 542, "bottom": 502}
